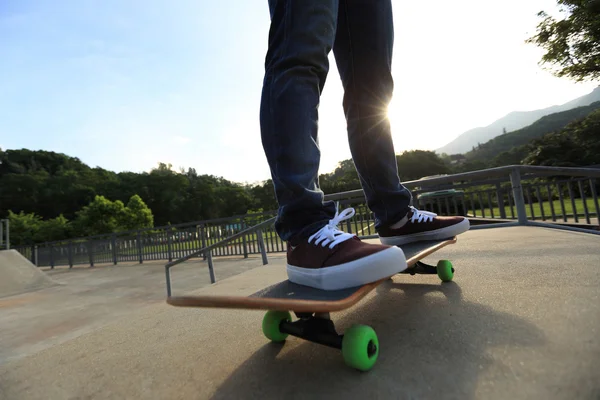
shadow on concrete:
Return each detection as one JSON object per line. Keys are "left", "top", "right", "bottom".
{"left": 210, "top": 280, "right": 547, "bottom": 399}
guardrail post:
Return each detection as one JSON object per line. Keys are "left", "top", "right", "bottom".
{"left": 167, "top": 228, "right": 173, "bottom": 262}
{"left": 200, "top": 224, "right": 207, "bottom": 261}
{"left": 49, "top": 243, "right": 55, "bottom": 269}
{"left": 496, "top": 183, "right": 506, "bottom": 219}
{"left": 165, "top": 266, "right": 173, "bottom": 296}
{"left": 257, "top": 230, "right": 269, "bottom": 265}
{"left": 242, "top": 220, "right": 248, "bottom": 259}
{"left": 590, "top": 178, "right": 600, "bottom": 227}
{"left": 510, "top": 168, "right": 528, "bottom": 225}
{"left": 68, "top": 241, "right": 73, "bottom": 268}
{"left": 111, "top": 234, "right": 118, "bottom": 265}
{"left": 88, "top": 241, "right": 94, "bottom": 267}
{"left": 137, "top": 231, "right": 143, "bottom": 264}
{"left": 3, "top": 219, "right": 9, "bottom": 250}
{"left": 207, "top": 250, "right": 216, "bottom": 283}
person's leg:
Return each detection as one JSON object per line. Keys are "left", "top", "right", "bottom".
{"left": 259, "top": 0, "right": 407, "bottom": 290}
{"left": 332, "top": 0, "right": 412, "bottom": 229}
{"left": 332, "top": 0, "right": 470, "bottom": 245}
{"left": 259, "top": 0, "right": 338, "bottom": 243}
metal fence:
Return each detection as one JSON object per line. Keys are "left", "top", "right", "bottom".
{"left": 0, "top": 219, "right": 9, "bottom": 250}
{"left": 328, "top": 166, "right": 600, "bottom": 237}
{"left": 14, "top": 211, "right": 283, "bottom": 269}
{"left": 13, "top": 165, "right": 600, "bottom": 269}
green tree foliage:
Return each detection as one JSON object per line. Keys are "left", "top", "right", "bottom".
{"left": 249, "top": 179, "right": 278, "bottom": 212}
{"left": 0, "top": 150, "right": 258, "bottom": 227}
{"left": 319, "top": 159, "right": 363, "bottom": 194}
{"left": 7, "top": 194, "right": 155, "bottom": 244}
{"left": 122, "top": 195, "right": 154, "bottom": 231}
{"left": 317, "top": 150, "right": 452, "bottom": 195}
{"left": 527, "top": 0, "right": 600, "bottom": 81}
{"left": 71, "top": 195, "right": 128, "bottom": 236}
{"left": 523, "top": 108, "right": 600, "bottom": 166}
{"left": 7, "top": 211, "right": 70, "bottom": 246}
{"left": 395, "top": 150, "right": 451, "bottom": 180}
{"left": 6, "top": 211, "right": 43, "bottom": 246}
{"left": 72, "top": 194, "right": 155, "bottom": 237}
{"left": 36, "top": 214, "right": 70, "bottom": 243}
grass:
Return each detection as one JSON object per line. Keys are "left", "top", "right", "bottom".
{"left": 471, "top": 198, "right": 599, "bottom": 221}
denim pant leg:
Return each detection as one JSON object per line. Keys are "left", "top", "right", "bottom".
{"left": 259, "top": 0, "right": 339, "bottom": 242}
{"left": 332, "top": 0, "right": 412, "bottom": 229}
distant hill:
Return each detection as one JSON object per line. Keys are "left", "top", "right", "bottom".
{"left": 464, "top": 101, "right": 600, "bottom": 165}
{"left": 437, "top": 86, "right": 600, "bottom": 155}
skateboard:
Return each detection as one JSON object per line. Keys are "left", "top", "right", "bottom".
{"left": 167, "top": 237, "right": 457, "bottom": 372}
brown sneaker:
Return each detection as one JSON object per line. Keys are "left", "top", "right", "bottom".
{"left": 287, "top": 208, "right": 407, "bottom": 290}
{"left": 377, "top": 206, "right": 470, "bottom": 246}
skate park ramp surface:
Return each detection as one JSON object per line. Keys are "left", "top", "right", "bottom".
{"left": 0, "top": 250, "right": 60, "bottom": 298}
{"left": 0, "top": 226, "right": 599, "bottom": 399}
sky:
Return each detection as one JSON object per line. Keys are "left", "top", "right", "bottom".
{"left": 1, "top": 0, "right": 598, "bottom": 184}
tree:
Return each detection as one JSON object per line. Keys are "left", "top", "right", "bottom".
{"left": 72, "top": 194, "right": 155, "bottom": 236}
{"left": 526, "top": 0, "right": 600, "bottom": 81}
{"left": 72, "top": 195, "right": 128, "bottom": 236}
{"left": 395, "top": 150, "right": 451, "bottom": 181}
{"left": 121, "top": 195, "right": 154, "bottom": 231}
{"left": 7, "top": 211, "right": 71, "bottom": 245}
{"left": 6, "top": 211, "right": 42, "bottom": 246}
{"left": 142, "top": 163, "right": 190, "bottom": 225}
{"left": 249, "top": 179, "right": 278, "bottom": 212}
{"left": 523, "top": 109, "right": 600, "bottom": 166}
{"left": 35, "top": 215, "right": 70, "bottom": 243}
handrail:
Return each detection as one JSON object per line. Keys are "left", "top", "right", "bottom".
{"left": 165, "top": 216, "right": 276, "bottom": 269}
{"left": 323, "top": 165, "right": 600, "bottom": 201}
{"left": 165, "top": 216, "right": 276, "bottom": 296}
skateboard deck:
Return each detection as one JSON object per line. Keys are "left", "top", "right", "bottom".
{"left": 166, "top": 237, "right": 456, "bottom": 313}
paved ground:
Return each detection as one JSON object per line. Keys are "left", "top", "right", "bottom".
{"left": 0, "top": 254, "right": 284, "bottom": 365}
{"left": 1, "top": 226, "right": 599, "bottom": 399}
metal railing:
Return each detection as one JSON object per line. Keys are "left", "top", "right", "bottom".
{"left": 12, "top": 165, "right": 600, "bottom": 272}
{"left": 163, "top": 165, "right": 600, "bottom": 295}
{"left": 13, "top": 211, "right": 282, "bottom": 269}
{"left": 326, "top": 165, "right": 600, "bottom": 236}
{"left": 0, "top": 219, "right": 9, "bottom": 250}
{"left": 164, "top": 217, "right": 276, "bottom": 296}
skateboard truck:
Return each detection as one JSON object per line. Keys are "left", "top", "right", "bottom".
{"left": 263, "top": 311, "right": 380, "bottom": 372}
{"left": 279, "top": 312, "right": 343, "bottom": 350}
{"left": 401, "top": 260, "right": 455, "bottom": 277}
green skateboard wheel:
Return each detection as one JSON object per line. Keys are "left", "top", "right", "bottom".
{"left": 342, "top": 325, "right": 379, "bottom": 371}
{"left": 437, "top": 260, "right": 454, "bottom": 282}
{"left": 262, "top": 310, "right": 292, "bottom": 342}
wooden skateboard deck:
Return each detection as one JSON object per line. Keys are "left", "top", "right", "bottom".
{"left": 166, "top": 237, "right": 457, "bottom": 313}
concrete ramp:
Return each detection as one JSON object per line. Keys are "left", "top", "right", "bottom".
{"left": 0, "top": 250, "right": 60, "bottom": 298}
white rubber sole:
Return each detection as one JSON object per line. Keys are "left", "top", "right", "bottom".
{"left": 379, "top": 218, "right": 470, "bottom": 246}
{"left": 286, "top": 246, "right": 407, "bottom": 291}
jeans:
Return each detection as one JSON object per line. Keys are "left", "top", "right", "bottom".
{"left": 259, "top": 0, "right": 412, "bottom": 242}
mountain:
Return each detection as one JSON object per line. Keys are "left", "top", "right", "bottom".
{"left": 436, "top": 86, "right": 600, "bottom": 155}
{"left": 463, "top": 101, "right": 600, "bottom": 166}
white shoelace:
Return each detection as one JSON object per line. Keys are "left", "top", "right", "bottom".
{"left": 308, "top": 207, "right": 356, "bottom": 249}
{"left": 409, "top": 206, "right": 437, "bottom": 223}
